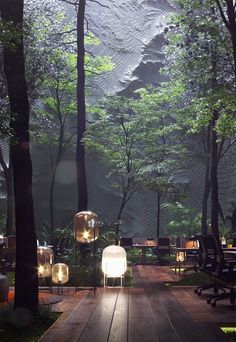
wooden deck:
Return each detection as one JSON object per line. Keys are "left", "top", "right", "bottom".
{"left": 39, "top": 265, "right": 233, "bottom": 342}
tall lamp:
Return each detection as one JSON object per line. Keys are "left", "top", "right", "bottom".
{"left": 73, "top": 211, "right": 99, "bottom": 293}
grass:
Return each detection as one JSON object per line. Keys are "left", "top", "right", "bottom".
{"left": 168, "top": 271, "right": 214, "bottom": 286}
{"left": 220, "top": 327, "right": 236, "bottom": 341}
{"left": 0, "top": 304, "right": 60, "bottom": 342}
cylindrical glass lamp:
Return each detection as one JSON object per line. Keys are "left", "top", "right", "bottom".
{"left": 52, "top": 263, "right": 69, "bottom": 285}
{"left": 37, "top": 246, "right": 54, "bottom": 278}
{"left": 102, "top": 245, "right": 127, "bottom": 278}
{"left": 176, "top": 251, "right": 186, "bottom": 262}
{"left": 73, "top": 211, "right": 99, "bottom": 243}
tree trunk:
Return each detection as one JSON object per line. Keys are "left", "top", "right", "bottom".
{"left": 156, "top": 191, "right": 161, "bottom": 239}
{"left": 1, "top": 0, "right": 38, "bottom": 315}
{"left": 201, "top": 125, "right": 211, "bottom": 235}
{"left": 49, "top": 132, "right": 64, "bottom": 235}
{"left": 76, "top": 0, "right": 88, "bottom": 212}
{"left": 210, "top": 110, "right": 219, "bottom": 239}
{"left": 5, "top": 160, "right": 15, "bottom": 236}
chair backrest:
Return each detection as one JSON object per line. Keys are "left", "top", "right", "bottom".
{"left": 197, "top": 235, "right": 217, "bottom": 272}
{"left": 119, "top": 237, "right": 133, "bottom": 249}
{"left": 176, "top": 236, "right": 187, "bottom": 248}
{"left": 157, "top": 237, "right": 171, "bottom": 255}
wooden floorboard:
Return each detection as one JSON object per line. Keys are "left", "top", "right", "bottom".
{"left": 39, "top": 266, "right": 231, "bottom": 342}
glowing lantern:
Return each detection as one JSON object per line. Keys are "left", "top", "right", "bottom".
{"left": 102, "top": 245, "right": 127, "bottom": 286}
{"left": 52, "top": 263, "right": 69, "bottom": 285}
{"left": 73, "top": 211, "right": 99, "bottom": 243}
{"left": 176, "top": 251, "right": 186, "bottom": 262}
{"left": 37, "top": 246, "right": 54, "bottom": 278}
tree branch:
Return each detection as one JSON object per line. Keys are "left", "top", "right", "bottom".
{"left": 89, "top": 0, "right": 110, "bottom": 8}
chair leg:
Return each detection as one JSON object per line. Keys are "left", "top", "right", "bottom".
{"left": 211, "top": 287, "right": 236, "bottom": 307}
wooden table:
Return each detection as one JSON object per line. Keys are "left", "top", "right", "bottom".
{"left": 132, "top": 242, "right": 157, "bottom": 265}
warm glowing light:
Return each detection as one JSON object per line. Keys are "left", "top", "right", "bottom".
{"left": 83, "top": 230, "right": 90, "bottom": 240}
{"left": 37, "top": 246, "right": 54, "bottom": 278}
{"left": 58, "top": 267, "right": 63, "bottom": 282}
{"left": 102, "top": 245, "right": 127, "bottom": 278}
{"left": 74, "top": 211, "right": 99, "bottom": 243}
{"left": 52, "top": 263, "right": 69, "bottom": 285}
{"left": 176, "top": 251, "right": 185, "bottom": 262}
{"left": 38, "top": 265, "right": 44, "bottom": 276}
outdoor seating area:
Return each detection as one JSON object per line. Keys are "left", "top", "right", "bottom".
{"left": 1, "top": 0, "right": 236, "bottom": 340}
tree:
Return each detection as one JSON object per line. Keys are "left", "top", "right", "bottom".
{"left": 162, "top": 0, "right": 236, "bottom": 238}
{"left": 133, "top": 86, "right": 186, "bottom": 239}
{"left": 85, "top": 96, "right": 144, "bottom": 241}
{"left": 0, "top": 0, "right": 38, "bottom": 315}
{"left": 0, "top": 0, "right": 70, "bottom": 236}
{"left": 35, "top": 41, "right": 112, "bottom": 236}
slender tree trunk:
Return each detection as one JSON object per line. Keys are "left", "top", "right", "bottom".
{"left": 156, "top": 191, "right": 161, "bottom": 239}
{"left": 76, "top": 0, "right": 87, "bottom": 211}
{"left": 210, "top": 110, "right": 219, "bottom": 239}
{"left": 1, "top": 0, "right": 38, "bottom": 314}
{"left": 5, "top": 160, "right": 15, "bottom": 236}
{"left": 201, "top": 125, "right": 211, "bottom": 235}
{"left": 49, "top": 131, "right": 64, "bottom": 235}
{"left": 115, "top": 194, "right": 127, "bottom": 243}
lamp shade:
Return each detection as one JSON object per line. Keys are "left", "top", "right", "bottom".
{"left": 73, "top": 211, "right": 99, "bottom": 243}
{"left": 37, "top": 246, "right": 54, "bottom": 278}
{"left": 176, "top": 251, "right": 186, "bottom": 262}
{"left": 102, "top": 245, "right": 127, "bottom": 277}
{"left": 52, "top": 263, "right": 69, "bottom": 285}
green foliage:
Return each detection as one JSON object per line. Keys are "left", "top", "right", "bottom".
{"left": 0, "top": 304, "right": 60, "bottom": 341}
{"left": 162, "top": 201, "right": 201, "bottom": 237}
{"left": 161, "top": 0, "right": 236, "bottom": 140}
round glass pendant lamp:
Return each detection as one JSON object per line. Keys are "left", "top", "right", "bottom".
{"left": 102, "top": 245, "right": 127, "bottom": 277}
{"left": 52, "top": 263, "right": 69, "bottom": 285}
{"left": 73, "top": 211, "right": 99, "bottom": 243}
{"left": 37, "top": 246, "right": 54, "bottom": 278}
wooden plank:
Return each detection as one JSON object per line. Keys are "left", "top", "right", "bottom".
{"left": 128, "top": 316, "right": 160, "bottom": 342}
{"left": 78, "top": 290, "right": 118, "bottom": 342}
{"left": 154, "top": 283, "right": 226, "bottom": 342}
{"left": 109, "top": 311, "right": 128, "bottom": 342}
{"left": 108, "top": 290, "right": 128, "bottom": 342}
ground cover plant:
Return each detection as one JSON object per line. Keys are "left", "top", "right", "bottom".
{"left": 0, "top": 304, "right": 60, "bottom": 342}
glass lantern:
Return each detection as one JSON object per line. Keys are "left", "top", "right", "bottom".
{"left": 102, "top": 245, "right": 127, "bottom": 286}
{"left": 176, "top": 251, "right": 186, "bottom": 262}
{"left": 37, "top": 246, "right": 54, "bottom": 278}
{"left": 73, "top": 211, "right": 99, "bottom": 243}
{"left": 52, "top": 263, "right": 69, "bottom": 285}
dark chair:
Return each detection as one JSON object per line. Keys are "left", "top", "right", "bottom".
{"left": 119, "top": 237, "right": 133, "bottom": 250}
{"left": 155, "top": 237, "right": 171, "bottom": 265}
{"left": 157, "top": 237, "right": 171, "bottom": 255}
{"left": 194, "top": 234, "right": 222, "bottom": 295}
{"left": 207, "top": 234, "right": 236, "bottom": 307}
{"left": 183, "top": 236, "right": 199, "bottom": 272}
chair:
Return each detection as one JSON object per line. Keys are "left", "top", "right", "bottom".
{"left": 119, "top": 237, "right": 133, "bottom": 250}
{"left": 157, "top": 237, "right": 171, "bottom": 255}
{"left": 183, "top": 236, "right": 199, "bottom": 272}
{"left": 207, "top": 234, "right": 236, "bottom": 307}
{"left": 194, "top": 235, "right": 222, "bottom": 295}
{"left": 155, "top": 237, "right": 171, "bottom": 265}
